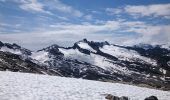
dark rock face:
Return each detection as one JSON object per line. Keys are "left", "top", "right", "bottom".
{"left": 121, "top": 96, "right": 129, "bottom": 100}
{"left": 144, "top": 96, "right": 158, "bottom": 100}
{"left": 40, "top": 44, "right": 63, "bottom": 56}
{"left": 105, "top": 94, "right": 158, "bottom": 100}
{"left": 105, "top": 94, "right": 129, "bottom": 100}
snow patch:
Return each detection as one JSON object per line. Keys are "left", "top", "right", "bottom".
{"left": 31, "top": 51, "right": 49, "bottom": 64}
{"left": 100, "top": 45, "right": 157, "bottom": 65}
{"left": 0, "top": 58, "right": 3, "bottom": 62}
{"left": 161, "top": 44, "right": 170, "bottom": 50}
{"left": 159, "top": 68, "right": 167, "bottom": 75}
{"left": 59, "top": 48, "right": 94, "bottom": 64}
{"left": 167, "top": 61, "right": 170, "bottom": 67}
{"left": 77, "top": 42, "right": 96, "bottom": 52}
{"left": 0, "top": 46, "right": 22, "bottom": 55}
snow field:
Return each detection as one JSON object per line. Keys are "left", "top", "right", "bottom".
{"left": 0, "top": 71, "right": 170, "bottom": 100}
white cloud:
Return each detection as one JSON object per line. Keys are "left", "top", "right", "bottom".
{"left": 0, "top": 0, "right": 6, "bottom": 2}
{"left": 20, "top": 0, "right": 43, "bottom": 11}
{"left": 0, "top": 20, "right": 122, "bottom": 49}
{"left": 5, "top": 0, "right": 83, "bottom": 17}
{"left": 122, "top": 24, "right": 170, "bottom": 45}
{"left": 41, "top": 0, "right": 83, "bottom": 17}
{"left": 124, "top": 4, "right": 170, "bottom": 19}
{"left": 106, "top": 8, "right": 122, "bottom": 15}
{"left": 8, "top": 0, "right": 53, "bottom": 15}
{"left": 105, "top": 4, "right": 170, "bottom": 19}
{"left": 91, "top": 10, "right": 101, "bottom": 14}
{"left": 48, "top": 20, "right": 121, "bottom": 34}
{"left": 1, "top": 19, "right": 170, "bottom": 50}
{"left": 19, "top": 0, "right": 50, "bottom": 14}
{"left": 56, "top": 16, "right": 69, "bottom": 21}
{"left": 84, "top": 15, "right": 93, "bottom": 20}
{"left": 1, "top": 1, "right": 170, "bottom": 49}
{"left": 0, "top": 31, "right": 118, "bottom": 50}
{"left": 0, "top": 23, "right": 21, "bottom": 29}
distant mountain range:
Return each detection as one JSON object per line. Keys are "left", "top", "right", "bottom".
{"left": 0, "top": 39, "right": 170, "bottom": 90}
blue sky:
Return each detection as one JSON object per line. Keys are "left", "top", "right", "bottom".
{"left": 0, "top": 0, "right": 170, "bottom": 50}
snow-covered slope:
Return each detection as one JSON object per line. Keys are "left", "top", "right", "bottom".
{"left": 77, "top": 42, "right": 97, "bottom": 53}
{"left": 100, "top": 45, "right": 157, "bottom": 65}
{"left": 0, "top": 71, "right": 170, "bottom": 100}
{"left": 58, "top": 47, "right": 133, "bottom": 74}
{"left": 29, "top": 39, "right": 170, "bottom": 90}
{"left": 0, "top": 46, "right": 22, "bottom": 55}
{"left": 31, "top": 50, "right": 49, "bottom": 64}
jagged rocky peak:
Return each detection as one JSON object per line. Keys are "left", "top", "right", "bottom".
{"left": 39, "top": 44, "right": 63, "bottom": 56}
{"left": 12, "top": 43, "right": 21, "bottom": 48}
{"left": 0, "top": 41, "right": 8, "bottom": 48}
{"left": 0, "top": 41, "right": 20, "bottom": 49}
{"left": 78, "top": 38, "right": 109, "bottom": 45}
{"left": 81, "top": 38, "right": 88, "bottom": 42}
{"left": 73, "top": 38, "right": 110, "bottom": 51}
{"left": 41, "top": 44, "right": 60, "bottom": 51}
{"left": 0, "top": 41, "right": 32, "bottom": 55}
{"left": 0, "top": 41, "right": 4, "bottom": 46}
{"left": 90, "top": 40, "right": 110, "bottom": 48}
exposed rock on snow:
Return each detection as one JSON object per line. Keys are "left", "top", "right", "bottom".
{"left": 144, "top": 96, "right": 158, "bottom": 100}
{"left": 105, "top": 94, "right": 129, "bottom": 100}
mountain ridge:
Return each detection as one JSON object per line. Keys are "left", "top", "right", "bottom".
{"left": 0, "top": 39, "right": 170, "bottom": 90}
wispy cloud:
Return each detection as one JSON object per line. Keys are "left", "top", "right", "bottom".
{"left": 105, "top": 3, "right": 170, "bottom": 19}
{"left": 2, "top": 0, "right": 84, "bottom": 17}
{"left": 47, "top": 20, "right": 121, "bottom": 35}
{"left": 124, "top": 4, "right": 170, "bottom": 19}
{"left": 84, "top": 15, "right": 93, "bottom": 20}
{"left": 121, "top": 23, "right": 170, "bottom": 45}
{"left": 46, "top": 0, "right": 83, "bottom": 17}
{"left": 105, "top": 8, "right": 122, "bottom": 15}
{"left": 18, "top": 0, "right": 52, "bottom": 15}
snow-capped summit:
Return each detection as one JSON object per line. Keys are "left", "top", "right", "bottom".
{"left": 74, "top": 39, "right": 110, "bottom": 51}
